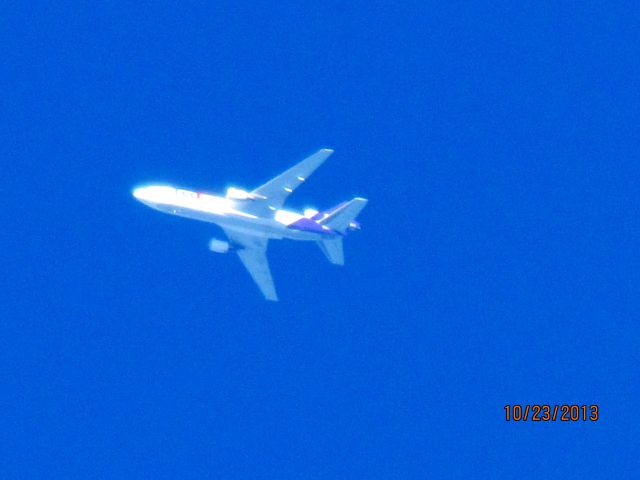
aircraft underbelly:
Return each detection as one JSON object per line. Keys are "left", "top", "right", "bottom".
{"left": 153, "top": 202, "right": 328, "bottom": 242}
{"left": 132, "top": 147, "right": 366, "bottom": 301}
{"left": 168, "top": 205, "right": 322, "bottom": 240}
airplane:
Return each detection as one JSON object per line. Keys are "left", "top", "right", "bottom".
{"left": 132, "top": 149, "right": 368, "bottom": 301}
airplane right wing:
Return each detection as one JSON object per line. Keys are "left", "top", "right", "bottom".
{"left": 250, "top": 149, "right": 334, "bottom": 213}
{"left": 223, "top": 228, "right": 278, "bottom": 301}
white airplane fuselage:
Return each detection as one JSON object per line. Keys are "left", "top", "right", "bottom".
{"left": 132, "top": 148, "right": 367, "bottom": 301}
{"left": 133, "top": 185, "right": 335, "bottom": 242}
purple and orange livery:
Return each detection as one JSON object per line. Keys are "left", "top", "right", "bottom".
{"left": 133, "top": 148, "right": 367, "bottom": 301}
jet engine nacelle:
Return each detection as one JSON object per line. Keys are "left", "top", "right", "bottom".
{"left": 225, "top": 187, "right": 266, "bottom": 201}
{"left": 208, "top": 238, "right": 230, "bottom": 253}
{"left": 348, "top": 220, "right": 361, "bottom": 231}
{"left": 226, "top": 187, "right": 251, "bottom": 200}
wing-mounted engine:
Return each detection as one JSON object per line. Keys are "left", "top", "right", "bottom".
{"left": 348, "top": 220, "right": 361, "bottom": 230}
{"left": 208, "top": 238, "right": 231, "bottom": 253}
{"left": 225, "top": 187, "right": 266, "bottom": 201}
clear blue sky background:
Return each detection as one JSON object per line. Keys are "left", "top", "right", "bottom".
{"left": 2, "top": 1, "right": 639, "bottom": 478}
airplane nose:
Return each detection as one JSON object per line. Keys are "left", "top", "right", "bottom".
{"left": 133, "top": 187, "right": 147, "bottom": 200}
{"left": 132, "top": 185, "right": 174, "bottom": 205}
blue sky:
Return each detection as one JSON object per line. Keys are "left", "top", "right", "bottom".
{"left": 2, "top": 1, "right": 639, "bottom": 478}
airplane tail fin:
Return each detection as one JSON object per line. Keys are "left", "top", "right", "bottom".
{"left": 318, "top": 197, "right": 368, "bottom": 234}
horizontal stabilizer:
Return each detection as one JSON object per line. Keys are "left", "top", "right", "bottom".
{"left": 317, "top": 238, "right": 344, "bottom": 265}
{"left": 319, "top": 197, "right": 368, "bottom": 234}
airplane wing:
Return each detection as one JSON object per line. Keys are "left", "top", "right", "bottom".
{"left": 223, "top": 228, "right": 278, "bottom": 301}
{"left": 250, "top": 148, "right": 334, "bottom": 212}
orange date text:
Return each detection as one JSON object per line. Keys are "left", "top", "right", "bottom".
{"left": 504, "top": 404, "right": 599, "bottom": 422}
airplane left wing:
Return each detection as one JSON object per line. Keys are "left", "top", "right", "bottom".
{"left": 223, "top": 229, "right": 278, "bottom": 301}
